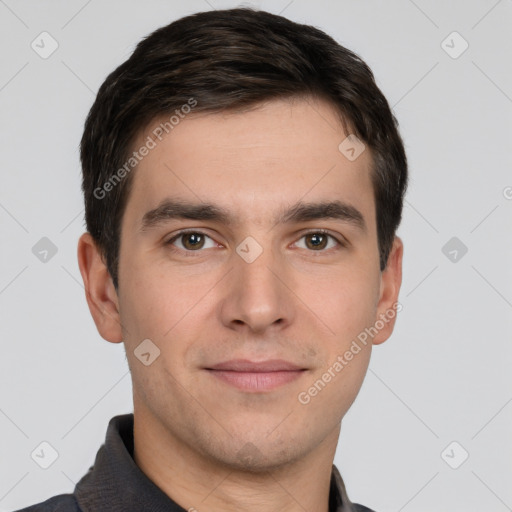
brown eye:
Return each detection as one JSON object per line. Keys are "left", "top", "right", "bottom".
{"left": 167, "top": 231, "right": 216, "bottom": 251}
{"left": 181, "top": 232, "right": 205, "bottom": 250}
{"left": 305, "top": 233, "right": 329, "bottom": 250}
{"left": 295, "top": 231, "right": 342, "bottom": 252}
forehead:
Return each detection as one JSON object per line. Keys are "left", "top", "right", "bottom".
{"left": 123, "top": 97, "right": 375, "bottom": 230}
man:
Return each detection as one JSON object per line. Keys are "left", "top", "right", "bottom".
{"left": 17, "top": 7, "right": 407, "bottom": 512}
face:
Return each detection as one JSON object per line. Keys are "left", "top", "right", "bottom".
{"left": 80, "top": 97, "right": 402, "bottom": 471}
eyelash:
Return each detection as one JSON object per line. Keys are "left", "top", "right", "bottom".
{"left": 165, "top": 229, "right": 346, "bottom": 255}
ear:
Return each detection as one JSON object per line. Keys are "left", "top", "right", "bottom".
{"left": 372, "top": 236, "right": 403, "bottom": 346}
{"left": 77, "top": 232, "right": 123, "bottom": 343}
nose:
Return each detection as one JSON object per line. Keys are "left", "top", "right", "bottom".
{"left": 219, "top": 241, "right": 295, "bottom": 334}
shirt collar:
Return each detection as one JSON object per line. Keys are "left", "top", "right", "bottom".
{"left": 74, "top": 413, "right": 360, "bottom": 512}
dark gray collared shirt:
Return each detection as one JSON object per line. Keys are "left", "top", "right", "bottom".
{"left": 15, "top": 414, "right": 375, "bottom": 512}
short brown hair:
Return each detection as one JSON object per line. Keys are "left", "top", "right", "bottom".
{"left": 80, "top": 7, "right": 408, "bottom": 289}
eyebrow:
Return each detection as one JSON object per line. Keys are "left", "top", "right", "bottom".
{"left": 140, "top": 198, "right": 366, "bottom": 232}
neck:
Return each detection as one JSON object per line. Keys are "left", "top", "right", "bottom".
{"left": 132, "top": 404, "right": 341, "bottom": 512}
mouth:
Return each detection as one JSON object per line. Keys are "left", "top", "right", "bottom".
{"left": 204, "top": 359, "right": 308, "bottom": 392}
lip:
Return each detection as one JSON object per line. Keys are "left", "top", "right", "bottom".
{"left": 205, "top": 359, "right": 307, "bottom": 392}
{"left": 207, "top": 359, "right": 305, "bottom": 372}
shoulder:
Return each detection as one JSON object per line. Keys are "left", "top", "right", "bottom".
{"left": 353, "top": 504, "right": 377, "bottom": 512}
{"left": 13, "top": 493, "right": 80, "bottom": 512}
{"left": 352, "top": 503, "right": 375, "bottom": 512}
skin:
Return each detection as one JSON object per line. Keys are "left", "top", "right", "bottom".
{"left": 78, "top": 96, "right": 403, "bottom": 512}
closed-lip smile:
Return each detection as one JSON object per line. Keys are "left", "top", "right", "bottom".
{"left": 205, "top": 359, "right": 307, "bottom": 392}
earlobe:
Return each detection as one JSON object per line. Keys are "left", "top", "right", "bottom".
{"left": 77, "top": 232, "right": 123, "bottom": 344}
{"left": 372, "top": 236, "right": 403, "bottom": 346}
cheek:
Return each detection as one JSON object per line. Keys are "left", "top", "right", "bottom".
{"left": 301, "top": 266, "right": 379, "bottom": 416}
{"left": 118, "top": 258, "right": 213, "bottom": 357}
{"left": 119, "top": 275, "right": 201, "bottom": 398}
{"left": 297, "top": 262, "right": 381, "bottom": 341}
{"left": 296, "top": 329, "right": 372, "bottom": 428}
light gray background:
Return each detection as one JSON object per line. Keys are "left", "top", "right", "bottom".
{"left": 1, "top": 1, "right": 511, "bottom": 511}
